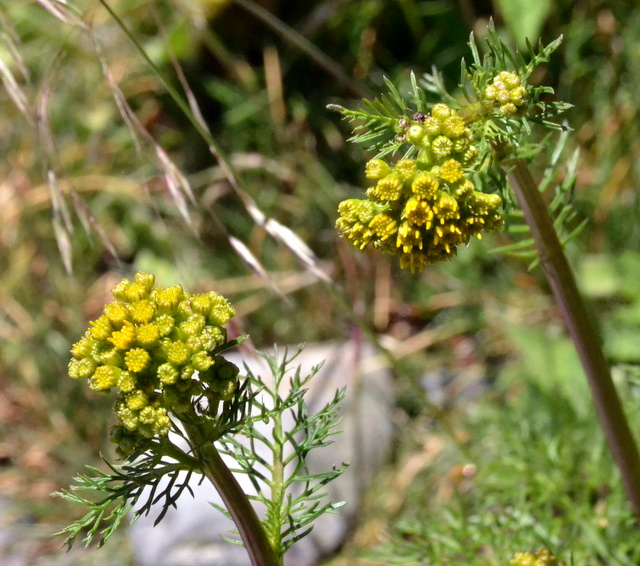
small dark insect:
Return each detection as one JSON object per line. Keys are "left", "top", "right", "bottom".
{"left": 411, "top": 111, "right": 427, "bottom": 122}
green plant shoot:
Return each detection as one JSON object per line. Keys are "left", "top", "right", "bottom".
{"left": 329, "top": 22, "right": 640, "bottom": 518}
{"left": 53, "top": 272, "right": 347, "bottom": 566}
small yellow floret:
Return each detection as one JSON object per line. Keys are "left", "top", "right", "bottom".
{"left": 365, "top": 158, "right": 392, "bottom": 180}
{"left": 126, "top": 389, "right": 149, "bottom": 411}
{"left": 411, "top": 172, "right": 440, "bottom": 200}
{"left": 438, "top": 159, "right": 464, "bottom": 184}
{"left": 431, "top": 135, "right": 453, "bottom": 158}
{"left": 129, "top": 300, "right": 155, "bottom": 324}
{"left": 125, "top": 348, "right": 151, "bottom": 373}
{"left": 109, "top": 321, "right": 136, "bottom": 350}
{"left": 394, "top": 158, "right": 417, "bottom": 181}
{"left": 134, "top": 272, "right": 155, "bottom": 292}
{"left": 431, "top": 103, "right": 453, "bottom": 120}
{"left": 89, "top": 316, "right": 113, "bottom": 341}
{"left": 374, "top": 174, "right": 404, "bottom": 201}
{"left": 117, "top": 370, "right": 136, "bottom": 393}
{"left": 136, "top": 323, "right": 160, "bottom": 348}
{"left": 404, "top": 197, "right": 433, "bottom": 227}
{"left": 103, "top": 302, "right": 129, "bottom": 326}
{"left": 167, "top": 341, "right": 191, "bottom": 366}
{"left": 90, "top": 366, "right": 120, "bottom": 391}
{"left": 441, "top": 116, "right": 465, "bottom": 138}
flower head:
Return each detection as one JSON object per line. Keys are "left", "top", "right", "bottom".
{"left": 509, "top": 549, "right": 566, "bottom": 566}
{"left": 336, "top": 103, "right": 503, "bottom": 272}
{"left": 485, "top": 71, "right": 527, "bottom": 115}
{"left": 68, "top": 273, "right": 240, "bottom": 456}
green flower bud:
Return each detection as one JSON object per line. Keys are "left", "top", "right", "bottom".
{"left": 126, "top": 389, "right": 149, "bottom": 411}
{"left": 177, "top": 299, "right": 193, "bottom": 319}
{"left": 138, "top": 406, "right": 157, "bottom": 425}
{"left": 112, "top": 279, "right": 133, "bottom": 302}
{"left": 365, "top": 158, "right": 392, "bottom": 180}
{"left": 500, "top": 102, "right": 518, "bottom": 115}
{"left": 154, "top": 314, "right": 175, "bottom": 337}
{"left": 124, "top": 283, "right": 148, "bottom": 303}
{"left": 68, "top": 357, "right": 96, "bottom": 380}
{"left": 463, "top": 146, "right": 479, "bottom": 166}
{"left": 499, "top": 70, "right": 521, "bottom": 89}
{"left": 441, "top": 116, "right": 465, "bottom": 138}
{"left": 452, "top": 178, "right": 475, "bottom": 200}
{"left": 215, "top": 379, "right": 237, "bottom": 401}
{"left": 134, "top": 272, "right": 156, "bottom": 293}
{"left": 92, "top": 342, "right": 123, "bottom": 366}
{"left": 90, "top": 366, "right": 120, "bottom": 391}
{"left": 115, "top": 400, "right": 139, "bottom": 431}
{"left": 431, "top": 135, "right": 453, "bottom": 157}
{"left": 117, "top": 370, "right": 136, "bottom": 393}
{"left": 181, "top": 366, "right": 196, "bottom": 381}
{"left": 395, "top": 158, "right": 418, "bottom": 181}
{"left": 191, "top": 351, "right": 215, "bottom": 372}
{"left": 89, "top": 315, "right": 113, "bottom": 341}
{"left": 431, "top": 103, "right": 453, "bottom": 120}
{"left": 207, "top": 294, "right": 236, "bottom": 326}
{"left": 70, "top": 332, "right": 94, "bottom": 358}
{"left": 213, "top": 357, "right": 240, "bottom": 381}
{"left": 167, "top": 341, "right": 191, "bottom": 366}
{"left": 200, "top": 326, "right": 224, "bottom": 351}
{"left": 423, "top": 116, "right": 441, "bottom": 135}
{"left": 190, "top": 294, "right": 212, "bottom": 316}
{"left": 180, "top": 313, "right": 206, "bottom": 337}
{"left": 406, "top": 125, "right": 425, "bottom": 146}
{"left": 153, "top": 409, "right": 171, "bottom": 436}
{"left": 153, "top": 285, "right": 184, "bottom": 311}
{"left": 158, "top": 362, "right": 179, "bottom": 385}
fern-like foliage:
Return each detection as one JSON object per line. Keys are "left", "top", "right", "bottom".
{"left": 327, "top": 73, "right": 429, "bottom": 159}
{"left": 217, "top": 348, "right": 348, "bottom": 555}
{"left": 51, "top": 446, "right": 198, "bottom": 549}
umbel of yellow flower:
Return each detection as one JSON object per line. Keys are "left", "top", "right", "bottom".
{"left": 485, "top": 71, "right": 527, "bottom": 115}
{"left": 68, "top": 272, "right": 239, "bottom": 456}
{"left": 509, "top": 548, "right": 566, "bottom": 566}
{"left": 336, "top": 103, "right": 503, "bottom": 273}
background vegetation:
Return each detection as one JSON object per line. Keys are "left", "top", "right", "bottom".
{"left": 2, "top": 0, "right": 640, "bottom": 564}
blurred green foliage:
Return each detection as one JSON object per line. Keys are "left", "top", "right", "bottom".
{"left": 2, "top": 0, "right": 640, "bottom": 563}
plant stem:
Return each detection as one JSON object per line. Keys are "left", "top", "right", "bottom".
{"left": 506, "top": 157, "right": 640, "bottom": 516}
{"left": 195, "top": 436, "right": 280, "bottom": 566}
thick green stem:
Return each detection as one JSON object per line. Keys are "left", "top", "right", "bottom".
{"left": 506, "top": 158, "right": 640, "bottom": 516}
{"left": 199, "top": 443, "right": 280, "bottom": 566}
{"left": 183, "top": 422, "right": 280, "bottom": 566}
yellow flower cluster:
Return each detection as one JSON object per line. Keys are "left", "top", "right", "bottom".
{"left": 336, "top": 104, "right": 503, "bottom": 272}
{"left": 68, "top": 272, "right": 238, "bottom": 454}
{"left": 485, "top": 71, "right": 527, "bottom": 115}
{"left": 509, "top": 549, "right": 565, "bottom": 566}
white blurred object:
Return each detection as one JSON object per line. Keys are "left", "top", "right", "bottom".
{"left": 129, "top": 339, "right": 394, "bottom": 566}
